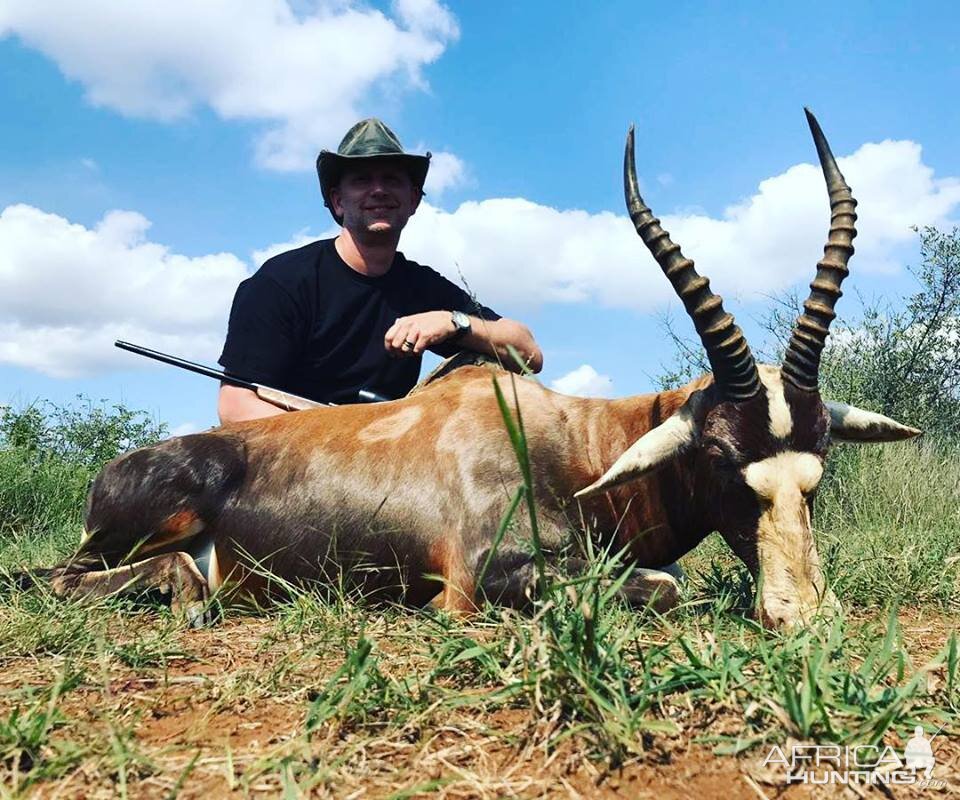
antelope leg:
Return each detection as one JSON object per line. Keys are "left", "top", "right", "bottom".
{"left": 49, "top": 551, "right": 214, "bottom": 628}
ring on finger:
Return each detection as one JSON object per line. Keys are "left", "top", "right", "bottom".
{"left": 403, "top": 339, "right": 416, "bottom": 351}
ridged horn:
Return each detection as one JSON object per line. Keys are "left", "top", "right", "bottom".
{"left": 624, "top": 126, "right": 760, "bottom": 401}
{"left": 781, "top": 109, "right": 858, "bottom": 392}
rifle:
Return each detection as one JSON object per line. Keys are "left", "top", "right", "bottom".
{"left": 114, "top": 340, "right": 326, "bottom": 411}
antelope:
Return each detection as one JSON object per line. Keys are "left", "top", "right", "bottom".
{"left": 29, "top": 110, "right": 919, "bottom": 629}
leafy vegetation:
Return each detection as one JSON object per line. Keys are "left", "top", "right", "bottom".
{"left": 1, "top": 396, "right": 167, "bottom": 470}
{"left": 0, "top": 396, "right": 167, "bottom": 565}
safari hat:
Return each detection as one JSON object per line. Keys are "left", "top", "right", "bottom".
{"left": 317, "top": 118, "right": 431, "bottom": 224}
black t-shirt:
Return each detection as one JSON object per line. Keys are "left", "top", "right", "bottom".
{"left": 219, "top": 238, "right": 500, "bottom": 404}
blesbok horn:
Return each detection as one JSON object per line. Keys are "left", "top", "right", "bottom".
{"left": 624, "top": 126, "right": 760, "bottom": 402}
{"left": 781, "top": 109, "right": 858, "bottom": 392}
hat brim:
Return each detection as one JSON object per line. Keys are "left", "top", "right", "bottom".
{"left": 317, "top": 151, "right": 431, "bottom": 225}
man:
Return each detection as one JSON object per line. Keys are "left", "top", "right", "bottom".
{"left": 218, "top": 119, "right": 543, "bottom": 423}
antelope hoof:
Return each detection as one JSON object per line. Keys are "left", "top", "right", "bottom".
{"left": 181, "top": 600, "right": 216, "bottom": 628}
{"left": 621, "top": 568, "right": 681, "bottom": 613}
{"left": 172, "top": 592, "right": 217, "bottom": 628}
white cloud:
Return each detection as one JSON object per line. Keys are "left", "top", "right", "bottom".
{"left": 0, "top": 0, "right": 459, "bottom": 170}
{"left": 550, "top": 365, "right": 614, "bottom": 398}
{"left": 0, "top": 204, "right": 248, "bottom": 377}
{"left": 403, "top": 139, "right": 960, "bottom": 311}
{"left": 170, "top": 421, "right": 202, "bottom": 436}
{"left": 423, "top": 151, "right": 468, "bottom": 197}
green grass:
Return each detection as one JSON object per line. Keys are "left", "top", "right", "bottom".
{"left": 818, "top": 438, "right": 960, "bottom": 608}
{"left": 0, "top": 447, "right": 90, "bottom": 569}
{"left": 0, "top": 565, "right": 955, "bottom": 794}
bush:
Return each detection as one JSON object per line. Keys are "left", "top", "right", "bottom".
{"left": 0, "top": 396, "right": 167, "bottom": 471}
{"left": 0, "top": 397, "right": 167, "bottom": 558}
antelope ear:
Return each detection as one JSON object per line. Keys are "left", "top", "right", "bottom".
{"left": 826, "top": 401, "right": 922, "bottom": 442}
{"left": 575, "top": 391, "right": 706, "bottom": 499}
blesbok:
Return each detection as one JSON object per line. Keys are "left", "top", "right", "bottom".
{"left": 32, "top": 110, "right": 919, "bottom": 628}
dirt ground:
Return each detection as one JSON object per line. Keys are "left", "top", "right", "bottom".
{"left": 2, "top": 612, "right": 957, "bottom": 799}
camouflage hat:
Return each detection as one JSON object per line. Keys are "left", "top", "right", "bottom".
{"left": 317, "top": 118, "right": 431, "bottom": 225}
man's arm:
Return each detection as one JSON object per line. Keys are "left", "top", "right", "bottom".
{"left": 460, "top": 316, "right": 543, "bottom": 373}
{"left": 384, "top": 311, "right": 543, "bottom": 374}
{"left": 218, "top": 383, "right": 288, "bottom": 423}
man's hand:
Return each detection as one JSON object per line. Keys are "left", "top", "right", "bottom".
{"left": 384, "top": 311, "right": 458, "bottom": 357}
{"left": 385, "top": 312, "right": 544, "bottom": 373}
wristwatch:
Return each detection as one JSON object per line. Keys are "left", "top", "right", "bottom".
{"left": 450, "top": 310, "right": 471, "bottom": 340}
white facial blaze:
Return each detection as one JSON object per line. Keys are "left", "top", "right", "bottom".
{"left": 758, "top": 364, "right": 793, "bottom": 440}
{"left": 743, "top": 451, "right": 831, "bottom": 626}
{"left": 743, "top": 451, "right": 822, "bottom": 501}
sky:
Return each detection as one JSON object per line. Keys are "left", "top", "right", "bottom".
{"left": 1, "top": 0, "right": 958, "bottom": 434}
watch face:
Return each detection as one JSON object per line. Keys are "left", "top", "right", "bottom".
{"left": 452, "top": 311, "right": 470, "bottom": 332}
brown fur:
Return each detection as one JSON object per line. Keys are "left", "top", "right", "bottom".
{"left": 39, "top": 364, "right": 703, "bottom": 617}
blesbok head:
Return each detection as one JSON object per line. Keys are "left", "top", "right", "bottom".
{"left": 577, "top": 110, "right": 920, "bottom": 628}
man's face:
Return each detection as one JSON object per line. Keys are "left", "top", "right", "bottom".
{"left": 331, "top": 159, "right": 422, "bottom": 237}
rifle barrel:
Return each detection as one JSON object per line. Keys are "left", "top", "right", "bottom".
{"left": 114, "top": 340, "right": 257, "bottom": 390}
{"left": 114, "top": 341, "right": 356, "bottom": 410}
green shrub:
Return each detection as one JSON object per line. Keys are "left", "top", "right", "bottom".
{"left": 0, "top": 397, "right": 167, "bottom": 565}
{"left": 0, "top": 396, "right": 167, "bottom": 470}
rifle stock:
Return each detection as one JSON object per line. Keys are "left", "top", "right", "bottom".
{"left": 255, "top": 386, "right": 324, "bottom": 411}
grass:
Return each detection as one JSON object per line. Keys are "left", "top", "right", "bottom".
{"left": 0, "top": 584, "right": 953, "bottom": 795}
{"left": 818, "top": 437, "right": 960, "bottom": 607}
{"left": 0, "top": 394, "right": 957, "bottom": 795}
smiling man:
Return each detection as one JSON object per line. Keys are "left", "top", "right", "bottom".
{"left": 217, "top": 119, "right": 543, "bottom": 422}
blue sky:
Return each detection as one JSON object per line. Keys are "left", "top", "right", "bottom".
{"left": 1, "top": 0, "right": 958, "bottom": 433}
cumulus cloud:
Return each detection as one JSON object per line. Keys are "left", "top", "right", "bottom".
{"left": 403, "top": 139, "right": 960, "bottom": 311}
{"left": 423, "top": 151, "right": 468, "bottom": 197}
{"left": 0, "top": 204, "right": 247, "bottom": 377}
{"left": 550, "top": 365, "right": 614, "bottom": 398}
{"left": 0, "top": 0, "right": 459, "bottom": 170}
